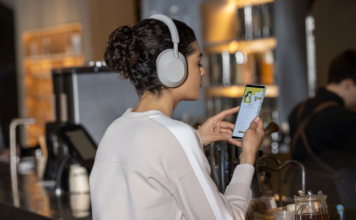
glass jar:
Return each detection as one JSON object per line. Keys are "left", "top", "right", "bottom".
{"left": 274, "top": 210, "right": 295, "bottom": 220}
{"left": 294, "top": 195, "right": 329, "bottom": 220}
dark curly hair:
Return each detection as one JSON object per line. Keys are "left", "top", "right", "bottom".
{"left": 104, "top": 18, "right": 197, "bottom": 96}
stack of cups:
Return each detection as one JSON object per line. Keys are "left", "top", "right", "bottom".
{"left": 69, "top": 164, "right": 90, "bottom": 218}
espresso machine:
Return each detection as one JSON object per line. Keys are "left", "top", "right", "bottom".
{"left": 42, "top": 66, "right": 139, "bottom": 191}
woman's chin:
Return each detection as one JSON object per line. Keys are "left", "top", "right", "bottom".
{"left": 183, "top": 93, "right": 201, "bottom": 101}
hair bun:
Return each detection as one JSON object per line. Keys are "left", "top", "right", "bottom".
{"left": 104, "top": 26, "right": 141, "bottom": 78}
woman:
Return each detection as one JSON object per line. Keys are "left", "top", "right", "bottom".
{"left": 89, "top": 15, "right": 264, "bottom": 220}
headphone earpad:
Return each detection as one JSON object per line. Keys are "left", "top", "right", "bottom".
{"left": 156, "top": 49, "right": 187, "bottom": 87}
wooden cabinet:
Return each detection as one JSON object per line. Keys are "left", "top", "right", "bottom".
{"left": 23, "top": 23, "right": 84, "bottom": 146}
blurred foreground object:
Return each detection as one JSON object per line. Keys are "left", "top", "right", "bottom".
{"left": 9, "top": 118, "right": 36, "bottom": 207}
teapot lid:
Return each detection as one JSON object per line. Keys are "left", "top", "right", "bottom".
{"left": 294, "top": 195, "right": 327, "bottom": 201}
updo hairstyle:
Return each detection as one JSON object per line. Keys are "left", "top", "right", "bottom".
{"left": 104, "top": 18, "right": 197, "bottom": 96}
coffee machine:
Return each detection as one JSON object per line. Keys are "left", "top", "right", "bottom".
{"left": 43, "top": 66, "right": 138, "bottom": 185}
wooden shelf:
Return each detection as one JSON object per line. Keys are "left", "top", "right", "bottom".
{"left": 24, "top": 53, "right": 83, "bottom": 62}
{"left": 27, "top": 94, "right": 53, "bottom": 100}
{"left": 23, "top": 23, "right": 82, "bottom": 39}
{"left": 204, "top": 37, "right": 276, "bottom": 54}
{"left": 205, "top": 84, "right": 278, "bottom": 98}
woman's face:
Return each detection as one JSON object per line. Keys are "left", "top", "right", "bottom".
{"left": 173, "top": 41, "right": 205, "bottom": 101}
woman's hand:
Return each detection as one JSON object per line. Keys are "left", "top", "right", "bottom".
{"left": 239, "top": 117, "right": 264, "bottom": 165}
{"left": 197, "top": 106, "right": 242, "bottom": 147}
{"left": 197, "top": 106, "right": 264, "bottom": 165}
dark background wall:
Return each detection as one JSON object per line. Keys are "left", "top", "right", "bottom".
{"left": 0, "top": 2, "right": 18, "bottom": 148}
{"left": 313, "top": 0, "right": 356, "bottom": 88}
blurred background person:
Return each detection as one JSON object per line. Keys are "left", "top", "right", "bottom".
{"left": 289, "top": 49, "right": 356, "bottom": 209}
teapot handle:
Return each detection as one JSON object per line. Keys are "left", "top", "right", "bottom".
{"left": 296, "top": 205, "right": 305, "bottom": 219}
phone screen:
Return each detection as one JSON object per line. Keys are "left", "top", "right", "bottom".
{"left": 232, "top": 85, "right": 266, "bottom": 140}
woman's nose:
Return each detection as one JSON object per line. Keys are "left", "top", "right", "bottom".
{"left": 201, "top": 67, "right": 205, "bottom": 76}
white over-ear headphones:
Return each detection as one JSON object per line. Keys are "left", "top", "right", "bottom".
{"left": 149, "top": 14, "right": 187, "bottom": 88}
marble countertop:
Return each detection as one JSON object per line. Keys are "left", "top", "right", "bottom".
{"left": 0, "top": 162, "right": 92, "bottom": 220}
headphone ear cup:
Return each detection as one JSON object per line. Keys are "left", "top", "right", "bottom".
{"left": 156, "top": 49, "right": 187, "bottom": 87}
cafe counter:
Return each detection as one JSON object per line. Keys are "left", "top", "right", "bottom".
{"left": 0, "top": 162, "right": 92, "bottom": 220}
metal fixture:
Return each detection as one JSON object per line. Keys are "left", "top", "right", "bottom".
{"left": 259, "top": 160, "right": 306, "bottom": 199}
{"left": 305, "top": 14, "right": 316, "bottom": 97}
{"left": 55, "top": 154, "right": 72, "bottom": 196}
{"left": 10, "top": 118, "right": 36, "bottom": 207}
{"left": 258, "top": 155, "right": 282, "bottom": 206}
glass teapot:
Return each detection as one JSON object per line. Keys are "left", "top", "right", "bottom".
{"left": 295, "top": 195, "right": 329, "bottom": 220}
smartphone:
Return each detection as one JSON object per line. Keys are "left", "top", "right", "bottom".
{"left": 232, "top": 84, "right": 266, "bottom": 140}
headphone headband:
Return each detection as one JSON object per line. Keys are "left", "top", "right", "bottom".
{"left": 148, "top": 14, "right": 187, "bottom": 87}
{"left": 149, "top": 14, "right": 179, "bottom": 58}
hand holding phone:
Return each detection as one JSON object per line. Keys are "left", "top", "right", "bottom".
{"left": 239, "top": 117, "right": 264, "bottom": 165}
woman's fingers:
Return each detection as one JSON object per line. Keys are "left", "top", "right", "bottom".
{"left": 204, "top": 132, "right": 241, "bottom": 147}
{"left": 209, "top": 132, "right": 242, "bottom": 147}
{"left": 220, "top": 121, "right": 235, "bottom": 130}
{"left": 209, "top": 133, "right": 231, "bottom": 143}
{"left": 213, "top": 106, "right": 240, "bottom": 121}
{"left": 220, "top": 128, "right": 232, "bottom": 135}
{"left": 228, "top": 137, "right": 241, "bottom": 147}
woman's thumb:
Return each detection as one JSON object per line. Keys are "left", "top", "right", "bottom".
{"left": 248, "top": 117, "right": 261, "bottom": 131}
{"left": 255, "top": 118, "right": 264, "bottom": 138}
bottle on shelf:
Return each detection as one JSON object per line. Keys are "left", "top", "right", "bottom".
{"left": 252, "top": 5, "right": 262, "bottom": 39}
{"left": 261, "top": 3, "right": 273, "bottom": 38}
{"left": 260, "top": 50, "right": 274, "bottom": 84}
{"left": 237, "top": 2, "right": 274, "bottom": 41}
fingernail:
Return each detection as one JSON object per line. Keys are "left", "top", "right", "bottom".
{"left": 227, "top": 135, "right": 231, "bottom": 140}
{"left": 254, "top": 117, "right": 260, "bottom": 123}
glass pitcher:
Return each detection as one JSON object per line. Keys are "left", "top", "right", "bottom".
{"left": 294, "top": 195, "right": 329, "bottom": 220}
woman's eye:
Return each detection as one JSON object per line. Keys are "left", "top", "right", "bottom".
{"left": 198, "top": 63, "right": 203, "bottom": 67}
